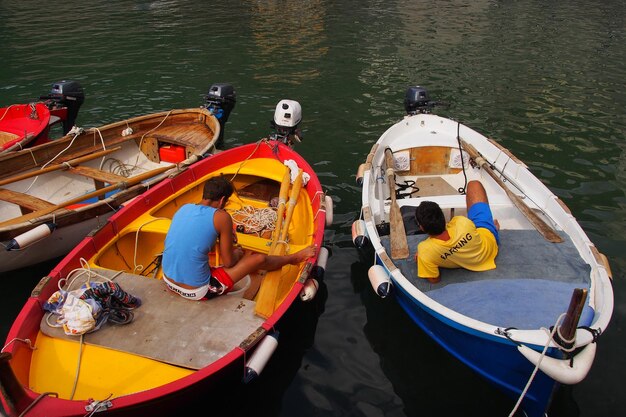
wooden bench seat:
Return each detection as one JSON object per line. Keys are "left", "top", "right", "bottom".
{"left": 69, "top": 165, "right": 128, "bottom": 188}
{"left": 0, "top": 187, "right": 55, "bottom": 211}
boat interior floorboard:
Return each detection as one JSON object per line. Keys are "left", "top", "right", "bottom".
{"left": 40, "top": 268, "right": 264, "bottom": 370}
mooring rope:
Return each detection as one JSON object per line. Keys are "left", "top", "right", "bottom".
{"left": 132, "top": 217, "right": 170, "bottom": 273}
{"left": 16, "top": 392, "right": 58, "bottom": 417}
{"left": 69, "top": 334, "right": 85, "bottom": 400}
{"left": 22, "top": 126, "right": 85, "bottom": 193}
{"left": 0, "top": 104, "right": 18, "bottom": 122}
{"left": 228, "top": 139, "right": 267, "bottom": 183}
{"left": 508, "top": 312, "right": 568, "bottom": 417}
{"left": 1, "top": 337, "right": 35, "bottom": 353}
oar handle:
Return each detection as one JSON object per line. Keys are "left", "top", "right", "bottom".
{"left": 384, "top": 148, "right": 409, "bottom": 259}
{"left": 253, "top": 169, "right": 304, "bottom": 316}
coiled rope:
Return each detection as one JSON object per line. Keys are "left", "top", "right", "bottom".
{"left": 231, "top": 206, "right": 277, "bottom": 236}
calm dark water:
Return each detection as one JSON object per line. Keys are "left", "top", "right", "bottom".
{"left": 1, "top": 1, "right": 625, "bottom": 416}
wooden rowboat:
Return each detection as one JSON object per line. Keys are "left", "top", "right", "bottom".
{"left": 353, "top": 86, "right": 614, "bottom": 417}
{"left": 0, "top": 131, "right": 328, "bottom": 416}
{"left": 0, "top": 106, "right": 222, "bottom": 273}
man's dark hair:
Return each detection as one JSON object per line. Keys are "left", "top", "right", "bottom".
{"left": 415, "top": 201, "right": 446, "bottom": 235}
{"left": 203, "top": 175, "right": 234, "bottom": 201}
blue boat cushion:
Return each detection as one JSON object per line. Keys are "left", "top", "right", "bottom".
{"left": 381, "top": 229, "right": 593, "bottom": 329}
{"left": 426, "top": 279, "right": 594, "bottom": 329}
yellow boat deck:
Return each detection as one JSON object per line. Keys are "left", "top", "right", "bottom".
{"left": 34, "top": 268, "right": 260, "bottom": 400}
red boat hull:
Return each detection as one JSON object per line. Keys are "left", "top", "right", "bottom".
{"left": 0, "top": 103, "right": 52, "bottom": 151}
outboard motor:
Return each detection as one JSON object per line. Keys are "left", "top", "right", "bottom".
{"left": 404, "top": 85, "right": 439, "bottom": 115}
{"left": 42, "top": 80, "right": 85, "bottom": 135}
{"left": 270, "top": 99, "right": 302, "bottom": 146}
{"left": 204, "top": 83, "right": 236, "bottom": 145}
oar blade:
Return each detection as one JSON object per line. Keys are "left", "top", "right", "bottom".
{"left": 389, "top": 201, "right": 409, "bottom": 259}
{"left": 460, "top": 139, "right": 564, "bottom": 243}
{"left": 384, "top": 148, "right": 409, "bottom": 260}
{"left": 255, "top": 170, "right": 304, "bottom": 318}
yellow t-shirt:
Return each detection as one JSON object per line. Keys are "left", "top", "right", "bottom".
{"left": 416, "top": 216, "right": 498, "bottom": 279}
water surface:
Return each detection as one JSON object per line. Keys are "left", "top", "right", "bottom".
{"left": 1, "top": 1, "right": 625, "bottom": 416}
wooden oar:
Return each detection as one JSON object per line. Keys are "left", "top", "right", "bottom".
{"left": 278, "top": 169, "right": 302, "bottom": 245}
{"left": 269, "top": 167, "right": 292, "bottom": 251}
{"left": 460, "top": 139, "right": 563, "bottom": 243}
{"left": 0, "top": 164, "right": 175, "bottom": 227}
{"left": 0, "top": 146, "right": 122, "bottom": 187}
{"left": 255, "top": 169, "right": 303, "bottom": 318}
{"left": 243, "top": 166, "right": 291, "bottom": 300}
{"left": 384, "top": 148, "right": 409, "bottom": 259}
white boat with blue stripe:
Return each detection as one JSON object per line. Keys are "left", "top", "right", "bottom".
{"left": 354, "top": 86, "right": 614, "bottom": 417}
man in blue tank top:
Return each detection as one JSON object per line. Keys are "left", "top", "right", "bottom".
{"left": 162, "top": 175, "right": 316, "bottom": 300}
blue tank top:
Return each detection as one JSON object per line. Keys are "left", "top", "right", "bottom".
{"left": 162, "top": 204, "right": 219, "bottom": 287}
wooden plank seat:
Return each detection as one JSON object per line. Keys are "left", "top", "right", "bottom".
{"left": 149, "top": 123, "right": 215, "bottom": 149}
{"left": 40, "top": 268, "right": 264, "bottom": 370}
{"left": 69, "top": 165, "right": 128, "bottom": 185}
{"left": 0, "top": 187, "right": 55, "bottom": 211}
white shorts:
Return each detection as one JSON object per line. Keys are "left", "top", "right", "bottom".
{"left": 162, "top": 272, "right": 231, "bottom": 301}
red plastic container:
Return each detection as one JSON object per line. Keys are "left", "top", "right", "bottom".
{"left": 159, "top": 145, "right": 186, "bottom": 163}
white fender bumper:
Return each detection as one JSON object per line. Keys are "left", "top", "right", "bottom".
{"left": 517, "top": 342, "right": 596, "bottom": 385}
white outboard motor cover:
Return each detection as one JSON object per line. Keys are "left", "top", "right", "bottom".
{"left": 274, "top": 99, "right": 302, "bottom": 128}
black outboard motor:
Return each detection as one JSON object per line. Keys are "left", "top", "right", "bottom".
{"left": 404, "top": 85, "right": 439, "bottom": 115}
{"left": 42, "top": 80, "right": 85, "bottom": 135}
{"left": 204, "top": 83, "right": 236, "bottom": 145}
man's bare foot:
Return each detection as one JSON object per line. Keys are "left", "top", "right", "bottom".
{"left": 494, "top": 219, "right": 500, "bottom": 230}
{"left": 290, "top": 245, "right": 317, "bottom": 264}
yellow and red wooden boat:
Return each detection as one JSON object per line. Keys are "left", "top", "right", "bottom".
{"left": 0, "top": 134, "right": 328, "bottom": 416}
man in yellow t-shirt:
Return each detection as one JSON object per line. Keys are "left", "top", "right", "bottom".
{"left": 414, "top": 180, "right": 500, "bottom": 283}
